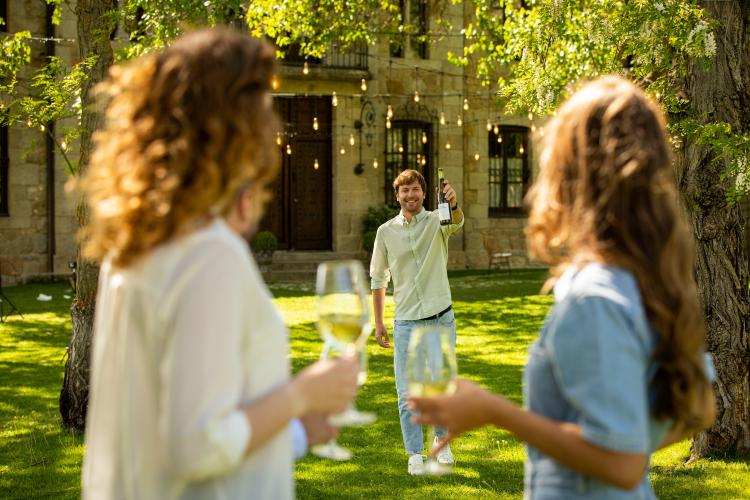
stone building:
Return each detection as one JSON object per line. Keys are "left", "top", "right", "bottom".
{"left": 1, "top": 0, "right": 539, "bottom": 285}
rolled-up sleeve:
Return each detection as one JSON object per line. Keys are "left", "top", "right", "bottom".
{"left": 547, "top": 296, "right": 650, "bottom": 454}
{"left": 159, "top": 244, "right": 251, "bottom": 482}
{"left": 370, "top": 227, "right": 391, "bottom": 290}
{"left": 439, "top": 212, "right": 464, "bottom": 238}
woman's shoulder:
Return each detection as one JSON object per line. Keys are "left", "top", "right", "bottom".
{"left": 555, "top": 263, "right": 641, "bottom": 310}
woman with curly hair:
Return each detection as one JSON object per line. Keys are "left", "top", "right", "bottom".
{"left": 410, "top": 76, "right": 716, "bottom": 498}
{"left": 81, "top": 29, "right": 358, "bottom": 500}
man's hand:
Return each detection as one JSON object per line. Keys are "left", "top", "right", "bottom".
{"left": 441, "top": 180, "right": 458, "bottom": 208}
{"left": 299, "top": 413, "right": 339, "bottom": 446}
{"left": 375, "top": 324, "right": 391, "bottom": 348}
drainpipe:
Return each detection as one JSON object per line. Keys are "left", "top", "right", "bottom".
{"left": 45, "top": 3, "right": 55, "bottom": 273}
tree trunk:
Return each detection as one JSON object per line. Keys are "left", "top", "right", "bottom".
{"left": 679, "top": 1, "right": 750, "bottom": 457}
{"left": 59, "top": 0, "right": 114, "bottom": 432}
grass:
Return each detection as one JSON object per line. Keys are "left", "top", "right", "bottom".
{"left": 1, "top": 271, "right": 748, "bottom": 498}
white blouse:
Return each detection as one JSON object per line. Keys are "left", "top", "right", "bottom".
{"left": 82, "top": 219, "right": 294, "bottom": 500}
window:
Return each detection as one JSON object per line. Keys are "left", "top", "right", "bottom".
{"left": 389, "top": 0, "right": 428, "bottom": 60}
{"left": 488, "top": 126, "right": 529, "bottom": 216}
{"left": 385, "top": 121, "right": 432, "bottom": 208}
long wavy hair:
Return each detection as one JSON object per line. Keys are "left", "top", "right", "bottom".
{"left": 525, "top": 76, "right": 710, "bottom": 427}
{"left": 80, "top": 28, "right": 279, "bottom": 267}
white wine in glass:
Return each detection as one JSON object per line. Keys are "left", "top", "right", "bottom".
{"left": 310, "top": 260, "right": 375, "bottom": 461}
{"left": 406, "top": 324, "right": 457, "bottom": 476}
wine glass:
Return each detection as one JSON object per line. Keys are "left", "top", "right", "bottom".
{"left": 310, "top": 260, "right": 375, "bottom": 461}
{"left": 406, "top": 324, "right": 458, "bottom": 476}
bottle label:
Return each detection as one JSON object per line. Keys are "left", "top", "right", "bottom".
{"left": 438, "top": 203, "right": 451, "bottom": 221}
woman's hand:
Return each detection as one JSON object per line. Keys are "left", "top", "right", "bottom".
{"left": 299, "top": 413, "right": 339, "bottom": 446}
{"left": 408, "top": 379, "right": 493, "bottom": 453}
{"left": 292, "top": 356, "right": 359, "bottom": 416}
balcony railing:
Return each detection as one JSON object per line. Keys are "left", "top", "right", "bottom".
{"left": 280, "top": 40, "right": 368, "bottom": 71}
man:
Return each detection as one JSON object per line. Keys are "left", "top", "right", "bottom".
{"left": 370, "top": 169, "right": 464, "bottom": 475}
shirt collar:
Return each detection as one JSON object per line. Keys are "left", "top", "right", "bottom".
{"left": 397, "top": 207, "right": 427, "bottom": 225}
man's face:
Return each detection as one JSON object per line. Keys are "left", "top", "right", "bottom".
{"left": 396, "top": 181, "right": 425, "bottom": 215}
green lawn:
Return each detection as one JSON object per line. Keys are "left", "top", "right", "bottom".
{"left": 1, "top": 271, "right": 748, "bottom": 499}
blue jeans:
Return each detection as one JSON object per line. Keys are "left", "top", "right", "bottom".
{"left": 393, "top": 308, "right": 457, "bottom": 455}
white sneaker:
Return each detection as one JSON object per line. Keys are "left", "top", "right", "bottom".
{"left": 407, "top": 453, "right": 424, "bottom": 475}
{"left": 434, "top": 438, "right": 455, "bottom": 465}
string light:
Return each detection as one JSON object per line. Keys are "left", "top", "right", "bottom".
{"left": 398, "top": 145, "right": 404, "bottom": 153}
{"left": 439, "top": 112, "right": 446, "bottom": 126}
{"left": 314, "top": 158, "right": 319, "bottom": 170}
{"left": 445, "top": 141, "right": 451, "bottom": 150}
{"left": 373, "top": 159, "right": 379, "bottom": 169}
{"left": 486, "top": 119, "right": 492, "bottom": 132}
{"left": 349, "top": 133, "right": 355, "bottom": 147}
{"left": 540, "top": 127, "right": 545, "bottom": 137}
{"left": 519, "top": 145, "right": 525, "bottom": 154}
{"left": 531, "top": 124, "right": 536, "bottom": 133}
{"left": 386, "top": 118, "right": 392, "bottom": 129}
{"left": 414, "top": 90, "right": 420, "bottom": 103}
{"left": 421, "top": 156, "right": 426, "bottom": 166}
{"left": 313, "top": 117, "right": 319, "bottom": 131}
{"left": 457, "top": 115, "right": 463, "bottom": 127}
{"left": 497, "top": 135, "right": 503, "bottom": 143}
{"left": 527, "top": 112, "right": 533, "bottom": 121}
{"left": 655, "top": 92, "right": 661, "bottom": 100}
{"left": 361, "top": 79, "right": 367, "bottom": 92}
{"left": 474, "top": 152, "right": 480, "bottom": 161}
{"left": 493, "top": 125, "right": 499, "bottom": 135}
{"left": 302, "top": 61, "right": 309, "bottom": 75}
{"left": 463, "top": 98, "right": 469, "bottom": 111}
{"left": 61, "top": 140, "right": 67, "bottom": 151}
{"left": 286, "top": 144, "right": 292, "bottom": 155}
{"left": 332, "top": 91, "right": 338, "bottom": 107}
{"left": 276, "top": 133, "right": 283, "bottom": 146}
{"left": 271, "top": 75, "right": 279, "bottom": 90}
{"left": 39, "top": 124, "right": 45, "bottom": 132}
{"left": 387, "top": 104, "right": 393, "bottom": 119}
{"left": 421, "top": 131, "right": 427, "bottom": 144}
{"left": 340, "top": 147, "right": 346, "bottom": 155}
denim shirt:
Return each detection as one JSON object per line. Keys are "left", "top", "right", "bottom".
{"left": 524, "top": 263, "right": 670, "bottom": 499}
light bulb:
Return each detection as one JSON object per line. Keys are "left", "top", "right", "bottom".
{"left": 361, "top": 79, "right": 367, "bottom": 92}
{"left": 445, "top": 141, "right": 451, "bottom": 150}
{"left": 332, "top": 91, "right": 338, "bottom": 107}
{"left": 340, "top": 147, "right": 346, "bottom": 155}
{"left": 61, "top": 140, "right": 67, "bottom": 151}
{"left": 421, "top": 156, "right": 426, "bottom": 166}
{"left": 519, "top": 145, "right": 525, "bottom": 154}
{"left": 527, "top": 112, "right": 533, "bottom": 121}
{"left": 40, "top": 124, "right": 45, "bottom": 132}
{"left": 439, "top": 112, "right": 445, "bottom": 125}
{"left": 540, "top": 127, "right": 545, "bottom": 137}
{"left": 286, "top": 144, "right": 292, "bottom": 155}
{"left": 486, "top": 120, "right": 492, "bottom": 132}
{"left": 497, "top": 135, "right": 503, "bottom": 143}
{"left": 398, "top": 145, "right": 404, "bottom": 153}
{"left": 373, "top": 159, "right": 379, "bottom": 169}
{"left": 531, "top": 124, "right": 536, "bottom": 133}
{"left": 386, "top": 118, "right": 392, "bottom": 129}
{"left": 457, "top": 115, "right": 463, "bottom": 127}
{"left": 387, "top": 104, "right": 393, "bottom": 119}
{"left": 303, "top": 61, "right": 309, "bottom": 75}
{"left": 349, "top": 133, "right": 355, "bottom": 147}
{"left": 493, "top": 125, "right": 499, "bottom": 135}
{"left": 276, "top": 134, "right": 282, "bottom": 146}
{"left": 414, "top": 90, "right": 420, "bottom": 103}
{"left": 655, "top": 92, "right": 661, "bottom": 100}
{"left": 314, "top": 158, "right": 319, "bottom": 170}
{"left": 271, "top": 75, "right": 279, "bottom": 90}
{"left": 463, "top": 98, "right": 469, "bottom": 111}
{"left": 474, "top": 153, "right": 480, "bottom": 161}
{"left": 313, "top": 117, "right": 319, "bottom": 131}
{"left": 421, "top": 131, "right": 427, "bottom": 144}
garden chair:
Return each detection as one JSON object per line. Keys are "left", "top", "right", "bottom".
{"left": 481, "top": 232, "right": 512, "bottom": 274}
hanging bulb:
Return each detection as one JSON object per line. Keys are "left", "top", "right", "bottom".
{"left": 276, "top": 133, "right": 283, "bottom": 146}
{"left": 527, "top": 112, "right": 533, "bottom": 121}
{"left": 332, "top": 91, "right": 338, "bottom": 107}
{"left": 421, "top": 131, "right": 427, "bottom": 144}
{"left": 386, "top": 118, "right": 392, "bottom": 129}
{"left": 519, "top": 145, "right": 525, "bottom": 154}
{"left": 286, "top": 144, "right": 292, "bottom": 155}
{"left": 414, "top": 90, "right": 420, "bottom": 103}
{"left": 271, "top": 75, "right": 279, "bottom": 90}
{"left": 39, "top": 124, "right": 45, "bottom": 132}
{"left": 463, "top": 98, "right": 469, "bottom": 111}
{"left": 655, "top": 92, "right": 661, "bottom": 100}
{"left": 486, "top": 120, "right": 492, "bottom": 132}
{"left": 349, "top": 133, "right": 355, "bottom": 147}
{"left": 540, "top": 127, "right": 545, "bottom": 137}
{"left": 313, "top": 117, "right": 319, "bottom": 131}
{"left": 457, "top": 115, "right": 463, "bottom": 127}
{"left": 340, "top": 147, "right": 346, "bottom": 155}
{"left": 493, "top": 125, "right": 499, "bottom": 135}
{"left": 313, "top": 158, "right": 319, "bottom": 170}
{"left": 531, "top": 124, "right": 537, "bottom": 133}
{"left": 497, "top": 135, "right": 503, "bottom": 143}
{"left": 421, "top": 156, "right": 426, "bottom": 166}
{"left": 61, "top": 140, "right": 67, "bottom": 151}
{"left": 373, "top": 158, "right": 379, "bottom": 169}
{"left": 387, "top": 104, "right": 393, "bottom": 119}
{"left": 361, "top": 78, "right": 367, "bottom": 92}
{"left": 439, "top": 112, "right": 446, "bottom": 126}
{"left": 303, "top": 61, "right": 309, "bottom": 75}
{"left": 445, "top": 141, "right": 451, "bottom": 150}
{"left": 398, "top": 144, "right": 404, "bottom": 153}
{"left": 474, "top": 152, "right": 480, "bottom": 161}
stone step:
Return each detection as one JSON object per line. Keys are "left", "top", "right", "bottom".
{"left": 263, "top": 269, "right": 318, "bottom": 283}
{"left": 271, "top": 250, "right": 366, "bottom": 262}
{"left": 259, "top": 251, "right": 370, "bottom": 283}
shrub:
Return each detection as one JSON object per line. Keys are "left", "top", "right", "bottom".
{"left": 253, "top": 230, "right": 278, "bottom": 253}
{"left": 362, "top": 206, "right": 398, "bottom": 253}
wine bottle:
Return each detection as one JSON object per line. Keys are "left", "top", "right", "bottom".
{"left": 437, "top": 168, "right": 451, "bottom": 225}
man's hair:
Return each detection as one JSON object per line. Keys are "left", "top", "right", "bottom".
{"left": 393, "top": 169, "right": 426, "bottom": 194}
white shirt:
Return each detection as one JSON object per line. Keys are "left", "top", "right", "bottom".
{"left": 82, "top": 219, "right": 294, "bottom": 500}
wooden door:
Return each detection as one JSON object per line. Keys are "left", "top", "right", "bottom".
{"left": 260, "top": 97, "right": 332, "bottom": 250}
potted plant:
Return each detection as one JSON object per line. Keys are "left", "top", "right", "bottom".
{"left": 252, "top": 230, "right": 278, "bottom": 269}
